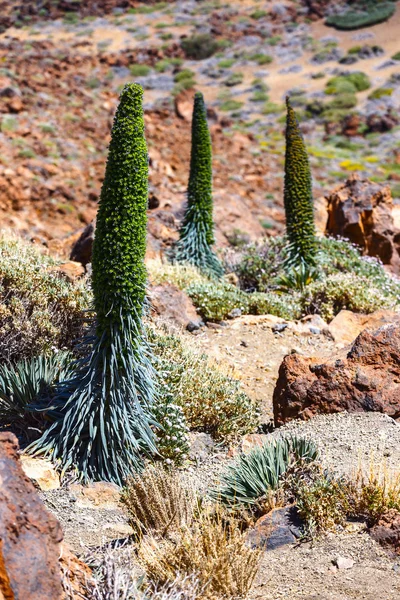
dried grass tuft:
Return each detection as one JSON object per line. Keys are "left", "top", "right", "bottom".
{"left": 139, "top": 509, "right": 261, "bottom": 600}
{"left": 122, "top": 464, "right": 197, "bottom": 538}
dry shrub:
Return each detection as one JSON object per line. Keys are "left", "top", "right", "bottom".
{"left": 348, "top": 465, "right": 400, "bottom": 525}
{"left": 139, "top": 510, "right": 260, "bottom": 600}
{"left": 150, "top": 329, "right": 259, "bottom": 443}
{"left": 0, "top": 233, "right": 90, "bottom": 363}
{"left": 122, "top": 465, "right": 197, "bottom": 538}
{"left": 289, "top": 462, "right": 400, "bottom": 536}
{"left": 147, "top": 261, "right": 206, "bottom": 290}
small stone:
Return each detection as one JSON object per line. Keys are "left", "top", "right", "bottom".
{"left": 187, "top": 320, "right": 201, "bottom": 332}
{"left": 228, "top": 307, "right": 242, "bottom": 319}
{"left": 309, "top": 327, "right": 321, "bottom": 335}
{"left": 272, "top": 323, "right": 288, "bottom": 333}
{"left": 333, "top": 556, "right": 355, "bottom": 570}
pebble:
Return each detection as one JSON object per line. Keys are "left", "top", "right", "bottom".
{"left": 333, "top": 556, "right": 355, "bottom": 570}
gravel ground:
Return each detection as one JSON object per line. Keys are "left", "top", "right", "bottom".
{"left": 269, "top": 412, "right": 400, "bottom": 477}
{"left": 250, "top": 529, "right": 400, "bottom": 600}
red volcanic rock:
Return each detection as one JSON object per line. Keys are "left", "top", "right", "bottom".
{"left": 326, "top": 174, "right": 400, "bottom": 270}
{"left": 273, "top": 324, "right": 400, "bottom": 427}
{"left": 0, "top": 433, "right": 63, "bottom": 599}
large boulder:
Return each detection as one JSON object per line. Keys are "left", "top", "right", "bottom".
{"left": 0, "top": 433, "right": 63, "bottom": 599}
{"left": 325, "top": 175, "right": 400, "bottom": 271}
{"left": 273, "top": 323, "right": 400, "bottom": 427}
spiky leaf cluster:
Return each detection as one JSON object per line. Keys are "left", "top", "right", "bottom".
{"left": 0, "top": 352, "right": 74, "bottom": 434}
{"left": 28, "top": 84, "right": 159, "bottom": 484}
{"left": 173, "top": 92, "right": 223, "bottom": 278}
{"left": 212, "top": 437, "right": 318, "bottom": 509}
{"left": 284, "top": 98, "right": 317, "bottom": 267}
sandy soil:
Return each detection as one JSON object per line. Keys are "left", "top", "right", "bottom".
{"left": 189, "top": 315, "right": 336, "bottom": 423}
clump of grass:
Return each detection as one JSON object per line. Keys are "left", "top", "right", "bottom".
{"left": 122, "top": 465, "right": 197, "bottom": 538}
{"left": 130, "top": 64, "right": 151, "bottom": 77}
{"left": 349, "top": 466, "right": 400, "bottom": 525}
{"left": 139, "top": 509, "right": 260, "bottom": 600}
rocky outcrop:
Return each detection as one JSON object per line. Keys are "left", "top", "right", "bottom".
{"left": 326, "top": 175, "right": 400, "bottom": 270}
{"left": 273, "top": 324, "right": 400, "bottom": 427}
{"left": 0, "top": 433, "right": 63, "bottom": 599}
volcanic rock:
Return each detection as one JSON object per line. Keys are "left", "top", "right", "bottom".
{"left": 0, "top": 432, "right": 63, "bottom": 599}
{"left": 326, "top": 175, "right": 400, "bottom": 271}
{"left": 369, "top": 509, "right": 400, "bottom": 554}
{"left": 273, "top": 323, "right": 400, "bottom": 427}
{"left": 149, "top": 283, "right": 201, "bottom": 330}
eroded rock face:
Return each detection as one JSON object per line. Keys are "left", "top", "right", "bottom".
{"left": 0, "top": 433, "right": 63, "bottom": 599}
{"left": 326, "top": 175, "right": 400, "bottom": 270}
{"left": 273, "top": 324, "right": 400, "bottom": 427}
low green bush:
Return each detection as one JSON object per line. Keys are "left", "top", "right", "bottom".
{"left": 368, "top": 87, "right": 393, "bottom": 100}
{"left": 301, "top": 272, "right": 394, "bottom": 321}
{"left": 232, "top": 236, "right": 400, "bottom": 321}
{"left": 181, "top": 33, "right": 219, "bottom": 59}
{"left": 129, "top": 64, "right": 151, "bottom": 77}
{"left": 250, "top": 53, "right": 273, "bottom": 65}
{"left": 150, "top": 329, "right": 259, "bottom": 443}
{"left": 174, "top": 69, "right": 196, "bottom": 83}
{"left": 219, "top": 99, "right": 243, "bottom": 112}
{"left": 326, "top": 2, "right": 395, "bottom": 31}
{"left": 327, "top": 93, "right": 358, "bottom": 110}
{"left": 325, "top": 72, "right": 371, "bottom": 95}
{"left": 186, "top": 281, "right": 250, "bottom": 321}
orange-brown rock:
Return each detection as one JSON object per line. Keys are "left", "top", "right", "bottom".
{"left": 273, "top": 324, "right": 400, "bottom": 427}
{"left": 56, "top": 260, "right": 86, "bottom": 282}
{"left": 149, "top": 283, "right": 202, "bottom": 330}
{"left": 326, "top": 175, "right": 400, "bottom": 271}
{"left": 328, "top": 309, "right": 400, "bottom": 347}
{"left": 60, "top": 544, "right": 94, "bottom": 600}
{"left": 0, "top": 433, "right": 63, "bottom": 599}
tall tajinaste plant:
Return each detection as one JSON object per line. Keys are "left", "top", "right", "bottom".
{"left": 284, "top": 97, "right": 317, "bottom": 267}
{"left": 173, "top": 92, "right": 223, "bottom": 278}
{"left": 29, "top": 84, "right": 158, "bottom": 484}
